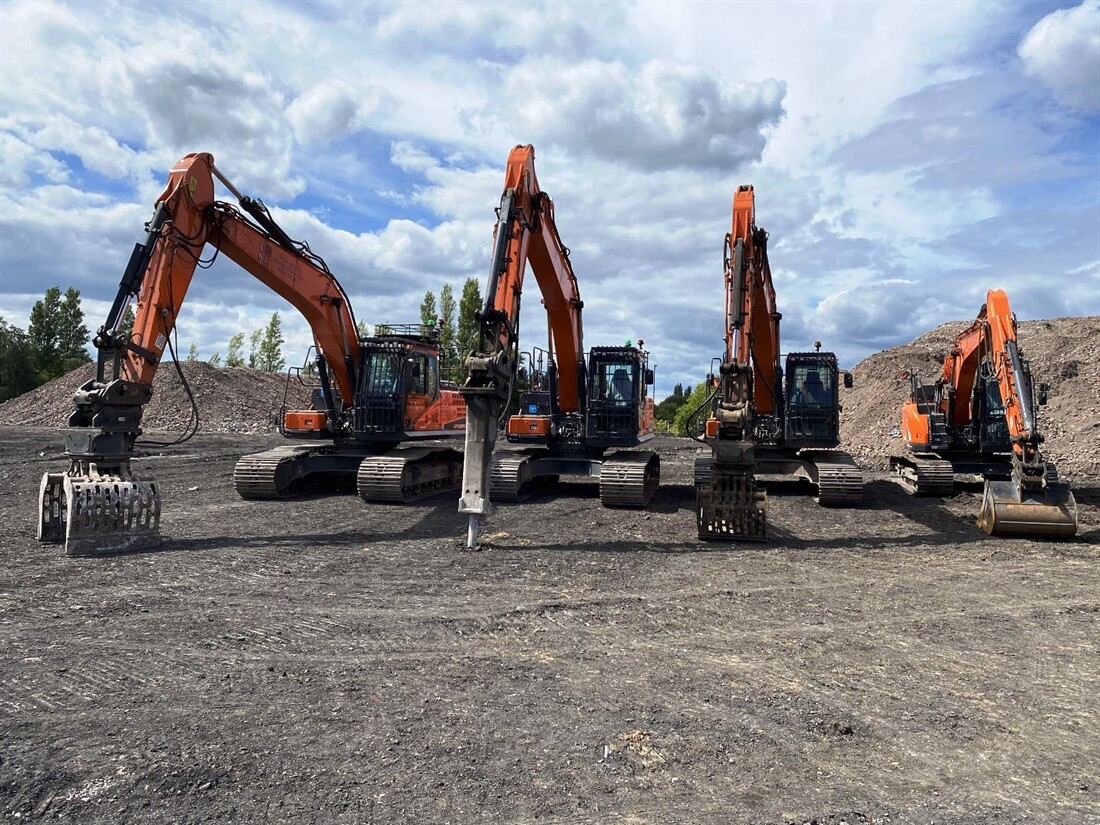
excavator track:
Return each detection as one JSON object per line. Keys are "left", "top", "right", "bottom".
{"left": 889, "top": 455, "right": 955, "bottom": 496}
{"left": 695, "top": 458, "right": 767, "bottom": 541}
{"left": 233, "top": 445, "right": 319, "bottom": 499}
{"left": 804, "top": 450, "right": 864, "bottom": 506}
{"left": 599, "top": 451, "right": 660, "bottom": 508}
{"left": 487, "top": 452, "right": 559, "bottom": 503}
{"left": 356, "top": 448, "right": 463, "bottom": 504}
{"left": 489, "top": 452, "right": 531, "bottom": 502}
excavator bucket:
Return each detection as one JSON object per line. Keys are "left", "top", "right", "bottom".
{"left": 976, "top": 478, "right": 1077, "bottom": 539}
{"left": 37, "top": 468, "right": 161, "bottom": 556}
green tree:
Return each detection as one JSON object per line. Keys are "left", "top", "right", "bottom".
{"left": 419, "top": 290, "right": 437, "bottom": 327}
{"left": 27, "top": 286, "right": 90, "bottom": 381}
{"left": 0, "top": 318, "right": 36, "bottom": 402}
{"left": 356, "top": 318, "right": 370, "bottom": 339}
{"left": 457, "top": 276, "right": 482, "bottom": 364}
{"left": 655, "top": 382, "right": 692, "bottom": 424}
{"left": 118, "top": 305, "right": 136, "bottom": 337}
{"left": 186, "top": 342, "right": 199, "bottom": 361}
{"left": 248, "top": 328, "right": 262, "bottom": 369}
{"left": 374, "top": 323, "right": 392, "bottom": 336}
{"left": 439, "top": 283, "right": 457, "bottom": 374}
{"left": 225, "top": 333, "right": 246, "bottom": 367}
{"left": 57, "top": 287, "right": 90, "bottom": 370}
{"left": 208, "top": 352, "right": 222, "bottom": 368}
{"left": 672, "top": 382, "right": 713, "bottom": 436}
{"left": 27, "top": 286, "right": 62, "bottom": 379}
{"left": 256, "top": 312, "right": 285, "bottom": 372}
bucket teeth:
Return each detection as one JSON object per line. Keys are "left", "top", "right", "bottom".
{"left": 37, "top": 466, "right": 161, "bottom": 556}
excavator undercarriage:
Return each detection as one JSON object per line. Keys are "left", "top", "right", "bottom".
{"left": 487, "top": 448, "right": 659, "bottom": 506}
{"left": 230, "top": 444, "right": 463, "bottom": 504}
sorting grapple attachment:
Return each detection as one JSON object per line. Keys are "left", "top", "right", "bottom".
{"left": 976, "top": 477, "right": 1077, "bottom": 539}
{"left": 695, "top": 458, "right": 767, "bottom": 541}
{"left": 38, "top": 463, "right": 160, "bottom": 557}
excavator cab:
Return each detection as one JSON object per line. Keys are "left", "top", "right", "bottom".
{"left": 353, "top": 324, "right": 443, "bottom": 444}
{"left": 585, "top": 346, "right": 654, "bottom": 448}
{"left": 783, "top": 353, "right": 841, "bottom": 448}
{"left": 973, "top": 373, "right": 1011, "bottom": 454}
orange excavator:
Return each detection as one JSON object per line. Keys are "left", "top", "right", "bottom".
{"left": 693, "top": 185, "right": 863, "bottom": 540}
{"left": 891, "top": 289, "right": 1077, "bottom": 537}
{"left": 37, "top": 152, "right": 465, "bottom": 556}
{"left": 459, "top": 145, "right": 659, "bottom": 548}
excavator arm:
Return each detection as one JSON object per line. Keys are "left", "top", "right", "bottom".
{"left": 101, "top": 152, "right": 358, "bottom": 404}
{"left": 712, "top": 185, "right": 782, "bottom": 438}
{"left": 938, "top": 290, "right": 1044, "bottom": 467}
{"left": 39, "top": 152, "right": 360, "bottom": 555}
{"left": 982, "top": 290, "right": 1042, "bottom": 463}
{"left": 458, "top": 145, "right": 584, "bottom": 547}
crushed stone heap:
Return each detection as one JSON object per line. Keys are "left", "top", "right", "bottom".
{"left": 0, "top": 361, "right": 313, "bottom": 435}
{"left": 840, "top": 315, "right": 1100, "bottom": 480}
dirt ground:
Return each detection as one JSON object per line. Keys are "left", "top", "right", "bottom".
{"left": 1, "top": 430, "right": 1097, "bottom": 824}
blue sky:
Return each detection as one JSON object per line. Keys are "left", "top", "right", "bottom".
{"left": 1, "top": 0, "right": 1097, "bottom": 399}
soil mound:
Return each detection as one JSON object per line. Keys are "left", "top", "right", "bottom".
{"left": 0, "top": 361, "right": 312, "bottom": 434}
{"left": 840, "top": 315, "right": 1100, "bottom": 479}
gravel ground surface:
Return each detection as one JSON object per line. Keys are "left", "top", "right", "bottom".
{"left": 2, "top": 429, "right": 1097, "bottom": 824}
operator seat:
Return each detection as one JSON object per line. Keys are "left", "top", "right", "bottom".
{"left": 610, "top": 368, "right": 632, "bottom": 402}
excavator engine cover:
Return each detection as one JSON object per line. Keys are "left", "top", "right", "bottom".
{"left": 507, "top": 415, "right": 552, "bottom": 437}
{"left": 38, "top": 464, "right": 161, "bottom": 556}
{"left": 284, "top": 410, "right": 328, "bottom": 433}
{"left": 976, "top": 478, "right": 1077, "bottom": 538}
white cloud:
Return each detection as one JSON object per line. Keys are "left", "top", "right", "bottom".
{"left": 500, "top": 59, "right": 785, "bottom": 171}
{"left": 286, "top": 82, "right": 398, "bottom": 146}
{"left": 1019, "top": 0, "right": 1100, "bottom": 110}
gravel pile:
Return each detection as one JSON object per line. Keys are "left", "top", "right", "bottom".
{"left": 0, "top": 361, "right": 312, "bottom": 435}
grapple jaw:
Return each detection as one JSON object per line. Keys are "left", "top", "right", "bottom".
{"left": 38, "top": 459, "right": 161, "bottom": 557}
{"left": 694, "top": 442, "right": 767, "bottom": 542}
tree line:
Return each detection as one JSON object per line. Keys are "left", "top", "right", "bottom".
{"left": 3, "top": 283, "right": 710, "bottom": 434}
{"left": 0, "top": 287, "right": 289, "bottom": 403}
{"left": 1, "top": 287, "right": 91, "bottom": 402}
{"left": 415, "top": 276, "right": 482, "bottom": 383}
